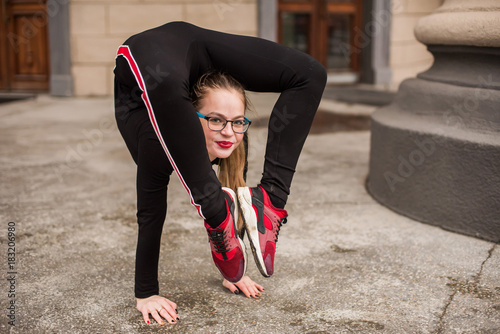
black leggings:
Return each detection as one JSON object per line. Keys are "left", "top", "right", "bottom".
{"left": 114, "top": 22, "right": 326, "bottom": 298}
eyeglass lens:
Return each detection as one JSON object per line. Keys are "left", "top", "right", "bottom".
{"left": 208, "top": 118, "right": 249, "bottom": 133}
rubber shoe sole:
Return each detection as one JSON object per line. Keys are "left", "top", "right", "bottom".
{"left": 237, "top": 186, "right": 270, "bottom": 277}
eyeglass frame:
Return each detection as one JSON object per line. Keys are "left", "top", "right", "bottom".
{"left": 196, "top": 111, "right": 252, "bottom": 133}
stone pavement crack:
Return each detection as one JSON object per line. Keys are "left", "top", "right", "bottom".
{"left": 434, "top": 243, "right": 497, "bottom": 333}
{"left": 435, "top": 289, "right": 458, "bottom": 334}
{"left": 477, "top": 244, "right": 496, "bottom": 280}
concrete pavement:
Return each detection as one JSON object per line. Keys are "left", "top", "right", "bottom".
{"left": 0, "top": 93, "right": 498, "bottom": 333}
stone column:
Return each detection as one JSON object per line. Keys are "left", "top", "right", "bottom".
{"left": 367, "top": 0, "right": 500, "bottom": 242}
{"left": 258, "top": 0, "right": 277, "bottom": 42}
{"left": 360, "top": 0, "right": 392, "bottom": 86}
{"left": 48, "top": 0, "right": 73, "bottom": 96}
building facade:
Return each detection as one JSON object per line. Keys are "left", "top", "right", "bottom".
{"left": 0, "top": 0, "right": 441, "bottom": 96}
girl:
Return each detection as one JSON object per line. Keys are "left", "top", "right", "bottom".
{"left": 114, "top": 21, "right": 326, "bottom": 325}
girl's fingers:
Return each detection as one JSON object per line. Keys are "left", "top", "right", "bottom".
{"left": 223, "top": 276, "right": 264, "bottom": 298}
{"left": 151, "top": 307, "right": 175, "bottom": 325}
{"left": 137, "top": 296, "right": 179, "bottom": 325}
{"left": 240, "top": 286, "right": 251, "bottom": 298}
{"left": 222, "top": 279, "right": 232, "bottom": 289}
{"left": 222, "top": 279, "right": 240, "bottom": 294}
{"left": 141, "top": 310, "right": 151, "bottom": 325}
{"left": 150, "top": 309, "right": 164, "bottom": 325}
{"left": 158, "top": 308, "right": 178, "bottom": 324}
{"left": 141, "top": 304, "right": 178, "bottom": 325}
{"left": 249, "top": 285, "right": 261, "bottom": 299}
{"left": 166, "top": 300, "right": 178, "bottom": 313}
{"left": 244, "top": 281, "right": 262, "bottom": 298}
{"left": 160, "top": 302, "right": 179, "bottom": 322}
{"left": 239, "top": 283, "right": 257, "bottom": 299}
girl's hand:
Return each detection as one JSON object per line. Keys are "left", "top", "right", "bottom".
{"left": 136, "top": 295, "right": 179, "bottom": 325}
{"left": 223, "top": 275, "right": 264, "bottom": 299}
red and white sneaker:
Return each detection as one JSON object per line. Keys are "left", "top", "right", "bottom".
{"left": 237, "top": 186, "right": 288, "bottom": 277}
{"left": 205, "top": 187, "right": 246, "bottom": 283}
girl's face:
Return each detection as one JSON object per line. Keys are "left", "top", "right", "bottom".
{"left": 198, "top": 88, "right": 245, "bottom": 161}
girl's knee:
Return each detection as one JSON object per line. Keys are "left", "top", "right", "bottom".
{"left": 310, "top": 60, "right": 327, "bottom": 89}
{"left": 285, "top": 54, "right": 327, "bottom": 94}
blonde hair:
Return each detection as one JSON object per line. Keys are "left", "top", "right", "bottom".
{"left": 191, "top": 71, "right": 250, "bottom": 231}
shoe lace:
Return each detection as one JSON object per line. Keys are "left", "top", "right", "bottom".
{"left": 209, "top": 229, "right": 229, "bottom": 253}
{"left": 274, "top": 217, "right": 287, "bottom": 242}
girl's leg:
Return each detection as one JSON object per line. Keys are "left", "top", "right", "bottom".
{"left": 115, "top": 77, "right": 173, "bottom": 298}
{"left": 114, "top": 22, "right": 325, "bottom": 284}
{"left": 115, "top": 46, "right": 246, "bottom": 288}
{"left": 115, "top": 47, "right": 246, "bottom": 281}
{"left": 199, "top": 27, "right": 327, "bottom": 205}
{"left": 115, "top": 40, "right": 226, "bottom": 225}
{"left": 116, "top": 21, "right": 325, "bottom": 219}
{"left": 191, "top": 25, "right": 326, "bottom": 277}
{"left": 134, "top": 128, "right": 173, "bottom": 298}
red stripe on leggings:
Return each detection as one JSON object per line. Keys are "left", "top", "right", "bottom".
{"left": 115, "top": 45, "right": 205, "bottom": 219}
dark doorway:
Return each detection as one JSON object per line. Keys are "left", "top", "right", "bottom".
{"left": 278, "top": 0, "right": 363, "bottom": 74}
{"left": 0, "top": 0, "right": 49, "bottom": 91}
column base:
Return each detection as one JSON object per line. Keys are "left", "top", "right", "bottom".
{"left": 367, "top": 68, "right": 500, "bottom": 242}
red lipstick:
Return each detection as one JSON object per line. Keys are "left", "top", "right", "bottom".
{"left": 217, "top": 141, "right": 233, "bottom": 148}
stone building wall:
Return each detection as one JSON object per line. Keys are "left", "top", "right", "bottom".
{"left": 389, "top": 0, "right": 443, "bottom": 88}
{"left": 68, "top": 0, "right": 444, "bottom": 96}
{"left": 69, "top": 0, "right": 258, "bottom": 96}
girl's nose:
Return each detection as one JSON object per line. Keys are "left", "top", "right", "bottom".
{"left": 221, "top": 122, "right": 235, "bottom": 136}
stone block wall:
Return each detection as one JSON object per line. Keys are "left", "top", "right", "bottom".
{"left": 69, "top": 0, "right": 258, "bottom": 96}
{"left": 390, "top": 0, "right": 443, "bottom": 88}
{"left": 68, "top": 0, "right": 444, "bottom": 96}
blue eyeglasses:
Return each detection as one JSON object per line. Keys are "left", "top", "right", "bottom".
{"left": 197, "top": 112, "right": 252, "bottom": 133}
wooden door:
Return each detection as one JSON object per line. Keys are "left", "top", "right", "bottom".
{"left": 278, "top": 0, "right": 362, "bottom": 73}
{"left": 0, "top": 0, "right": 49, "bottom": 91}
